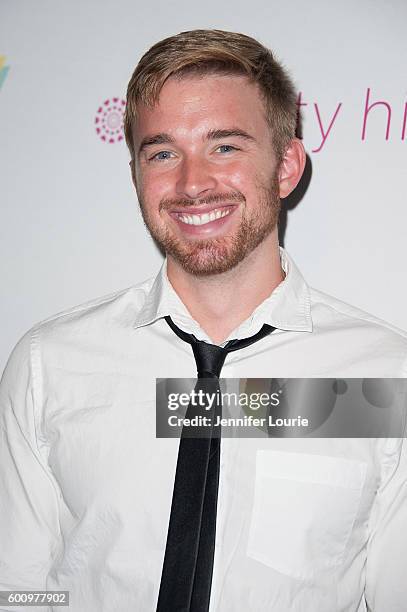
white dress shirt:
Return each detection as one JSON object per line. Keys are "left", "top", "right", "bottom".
{"left": 1, "top": 248, "right": 407, "bottom": 612}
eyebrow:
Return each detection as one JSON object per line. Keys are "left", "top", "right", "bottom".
{"left": 138, "top": 133, "right": 175, "bottom": 154}
{"left": 206, "top": 128, "right": 256, "bottom": 143}
{"left": 138, "top": 127, "right": 256, "bottom": 155}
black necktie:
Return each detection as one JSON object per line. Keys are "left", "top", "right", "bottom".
{"left": 156, "top": 316, "right": 275, "bottom": 612}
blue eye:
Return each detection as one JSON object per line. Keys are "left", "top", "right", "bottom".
{"left": 150, "top": 151, "right": 173, "bottom": 161}
{"left": 216, "top": 144, "right": 238, "bottom": 154}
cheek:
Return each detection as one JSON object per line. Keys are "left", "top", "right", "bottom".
{"left": 217, "top": 162, "right": 257, "bottom": 194}
{"left": 138, "top": 173, "right": 169, "bottom": 211}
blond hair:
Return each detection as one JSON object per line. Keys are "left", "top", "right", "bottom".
{"left": 124, "top": 29, "right": 298, "bottom": 161}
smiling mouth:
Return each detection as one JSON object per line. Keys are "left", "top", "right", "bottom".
{"left": 173, "top": 206, "right": 234, "bottom": 226}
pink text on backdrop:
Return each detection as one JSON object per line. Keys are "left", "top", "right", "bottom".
{"left": 297, "top": 89, "right": 407, "bottom": 153}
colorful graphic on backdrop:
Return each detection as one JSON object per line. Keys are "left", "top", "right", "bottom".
{"left": 0, "top": 56, "right": 10, "bottom": 91}
{"left": 95, "top": 98, "right": 126, "bottom": 143}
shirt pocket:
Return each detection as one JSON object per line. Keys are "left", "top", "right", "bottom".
{"left": 247, "top": 450, "right": 367, "bottom": 581}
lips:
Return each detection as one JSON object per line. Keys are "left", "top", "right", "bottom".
{"left": 166, "top": 202, "right": 239, "bottom": 236}
{"left": 175, "top": 206, "right": 233, "bottom": 226}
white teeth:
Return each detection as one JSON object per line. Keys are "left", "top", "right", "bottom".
{"left": 177, "top": 207, "right": 232, "bottom": 226}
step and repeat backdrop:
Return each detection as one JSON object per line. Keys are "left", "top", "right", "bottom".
{"left": 1, "top": 0, "right": 406, "bottom": 370}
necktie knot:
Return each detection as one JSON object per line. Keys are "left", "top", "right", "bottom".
{"left": 191, "top": 341, "right": 227, "bottom": 379}
{"left": 164, "top": 315, "right": 275, "bottom": 379}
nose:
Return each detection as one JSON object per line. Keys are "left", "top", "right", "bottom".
{"left": 175, "top": 157, "right": 218, "bottom": 200}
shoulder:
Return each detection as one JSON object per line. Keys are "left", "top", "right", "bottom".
{"left": 309, "top": 286, "right": 407, "bottom": 343}
{"left": 38, "top": 277, "right": 154, "bottom": 333}
{"left": 2, "top": 277, "right": 155, "bottom": 377}
{"left": 305, "top": 287, "right": 407, "bottom": 376}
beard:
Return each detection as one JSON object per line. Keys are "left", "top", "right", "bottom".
{"left": 138, "top": 173, "right": 281, "bottom": 277}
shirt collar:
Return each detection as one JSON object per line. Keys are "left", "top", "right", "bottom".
{"left": 133, "top": 247, "right": 313, "bottom": 338}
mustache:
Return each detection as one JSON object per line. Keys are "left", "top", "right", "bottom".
{"left": 159, "top": 192, "right": 245, "bottom": 212}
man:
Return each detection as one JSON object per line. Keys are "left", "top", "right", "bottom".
{"left": 0, "top": 29, "right": 406, "bottom": 612}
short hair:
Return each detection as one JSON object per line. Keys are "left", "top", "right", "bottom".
{"left": 124, "top": 29, "right": 298, "bottom": 162}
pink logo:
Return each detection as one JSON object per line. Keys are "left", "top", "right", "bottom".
{"left": 95, "top": 98, "right": 126, "bottom": 143}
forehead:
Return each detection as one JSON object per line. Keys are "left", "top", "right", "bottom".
{"left": 132, "top": 74, "right": 268, "bottom": 143}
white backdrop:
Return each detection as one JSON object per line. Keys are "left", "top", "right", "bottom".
{"left": 1, "top": 0, "right": 406, "bottom": 371}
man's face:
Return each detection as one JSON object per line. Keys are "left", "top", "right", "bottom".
{"left": 132, "top": 74, "right": 281, "bottom": 276}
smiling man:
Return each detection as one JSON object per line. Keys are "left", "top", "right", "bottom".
{"left": 1, "top": 29, "right": 407, "bottom": 612}
{"left": 133, "top": 77, "right": 287, "bottom": 278}
{"left": 126, "top": 39, "right": 304, "bottom": 345}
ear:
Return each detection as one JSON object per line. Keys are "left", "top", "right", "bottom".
{"left": 278, "top": 138, "right": 306, "bottom": 198}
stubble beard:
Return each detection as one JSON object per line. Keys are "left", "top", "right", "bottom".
{"left": 138, "top": 175, "right": 281, "bottom": 277}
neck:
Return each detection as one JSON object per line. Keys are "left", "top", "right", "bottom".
{"left": 166, "top": 231, "right": 284, "bottom": 344}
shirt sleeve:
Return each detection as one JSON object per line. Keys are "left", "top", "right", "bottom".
{"left": 0, "top": 328, "right": 61, "bottom": 602}
{"left": 364, "top": 434, "right": 407, "bottom": 612}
